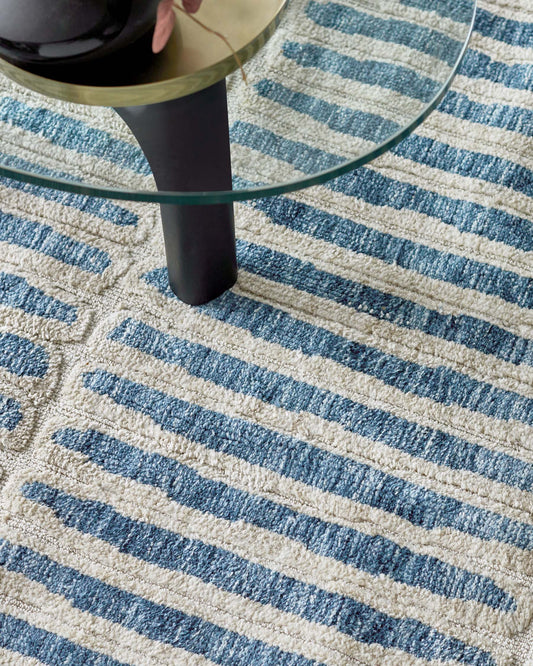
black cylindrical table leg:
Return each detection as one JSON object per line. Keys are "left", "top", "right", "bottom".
{"left": 115, "top": 80, "right": 237, "bottom": 305}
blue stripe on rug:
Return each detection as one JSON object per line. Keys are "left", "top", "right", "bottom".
{"left": 473, "top": 7, "right": 533, "bottom": 48}
{"left": 0, "top": 394, "right": 22, "bottom": 431}
{"left": 0, "top": 332, "right": 48, "bottom": 378}
{"left": 399, "top": 0, "right": 473, "bottom": 24}
{"left": 458, "top": 49, "right": 533, "bottom": 91}
{"left": 252, "top": 81, "right": 533, "bottom": 196}
{"left": 392, "top": 135, "right": 532, "bottom": 197}
{"left": 282, "top": 43, "right": 533, "bottom": 136}
{"left": 405, "top": 0, "right": 533, "bottom": 48}
{"left": 0, "top": 538, "right": 318, "bottom": 666}
{"left": 149, "top": 261, "right": 533, "bottom": 368}
{"left": 328, "top": 168, "right": 533, "bottom": 250}
{"left": 230, "top": 121, "right": 344, "bottom": 173}
{"left": 81, "top": 368, "right": 533, "bottom": 551}
{"left": 306, "top": 2, "right": 531, "bottom": 90}
{"left": 245, "top": 194, "right": 533, "bottom": 310}
{"left": 0, "top": 97, "right": 151, "bottom": 176}
{"left": 109, "top": 317, "right": 533, "bottom": 492}
{"left": 52, "top": 426, "right": 517, "bottom": 612}
{"left": 236, "top": 231, "right": 532, "bottom": 324}
{"left": 197, "top": 273, "right": 533, "bottom": 426}
{"left": 230, "top": 122, "right": 533, "bottom": 250}
{"left": 18, "top": 486, "right": 496, "bottom": 666}
{"left": 0, "top": 211, "right": 111, "bottom": 274}
{"left": 437, "top": 91, "right": 533, "bottom": 136}
{"left": 265, "top": 259, "right": 532, "bottom": 365}
{"left": 255, "top": 79, "right": 400, "bottom": 143}
{"left": 0, "top": 151, "right": 138, "bottom": 227}
{"left": 199, "top": 257, "right": 533, "bottom": 423}
{"left": 0, "top": 613, "right": 127, "bottom": 666}
{"left": 282, "top": 42, "right": 440, "bottom": 102}
{"left": 0, "top": 272, "right": 77, "bottom": 323}
{"left": 305, "top": 2, "right": 463, "bottom": 66}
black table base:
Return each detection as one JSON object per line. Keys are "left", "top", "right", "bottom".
{"left": 115, "top": 80, "right": 237, "bottom": 305}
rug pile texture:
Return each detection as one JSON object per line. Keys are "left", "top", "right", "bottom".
{"left": 0, "top": 0, "right": 531, "bottom": 663}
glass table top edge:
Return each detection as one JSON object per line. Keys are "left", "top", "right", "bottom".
{"left": 0, "top": 0, "right": 477, "bottom": 205}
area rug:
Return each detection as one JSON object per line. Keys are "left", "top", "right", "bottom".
{"left": 0, "top": 0, "right": 532, "bottom": 663}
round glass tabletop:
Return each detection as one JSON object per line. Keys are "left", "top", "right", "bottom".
{"left": 0, "top": 0, "right": 476, "bottom": 205}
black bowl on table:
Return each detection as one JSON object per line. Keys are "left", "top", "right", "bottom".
{"left": 0, "top": 0, "right": 160, "bottom": 68}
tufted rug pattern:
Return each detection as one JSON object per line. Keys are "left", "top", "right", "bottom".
{"left": 0, "top": 0, "right": 531, "bottom": 664}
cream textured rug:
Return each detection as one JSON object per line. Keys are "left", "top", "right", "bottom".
{"left": 0, "top": 0, "right": 532, "bottom": 664}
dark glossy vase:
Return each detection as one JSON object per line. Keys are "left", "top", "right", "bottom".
{"left": 0, "top": 0, "right": 160, "bottom": 67}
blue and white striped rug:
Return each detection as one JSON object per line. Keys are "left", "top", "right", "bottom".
{"left": 0, "top": 0, "right": 532, "bottom": 663}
